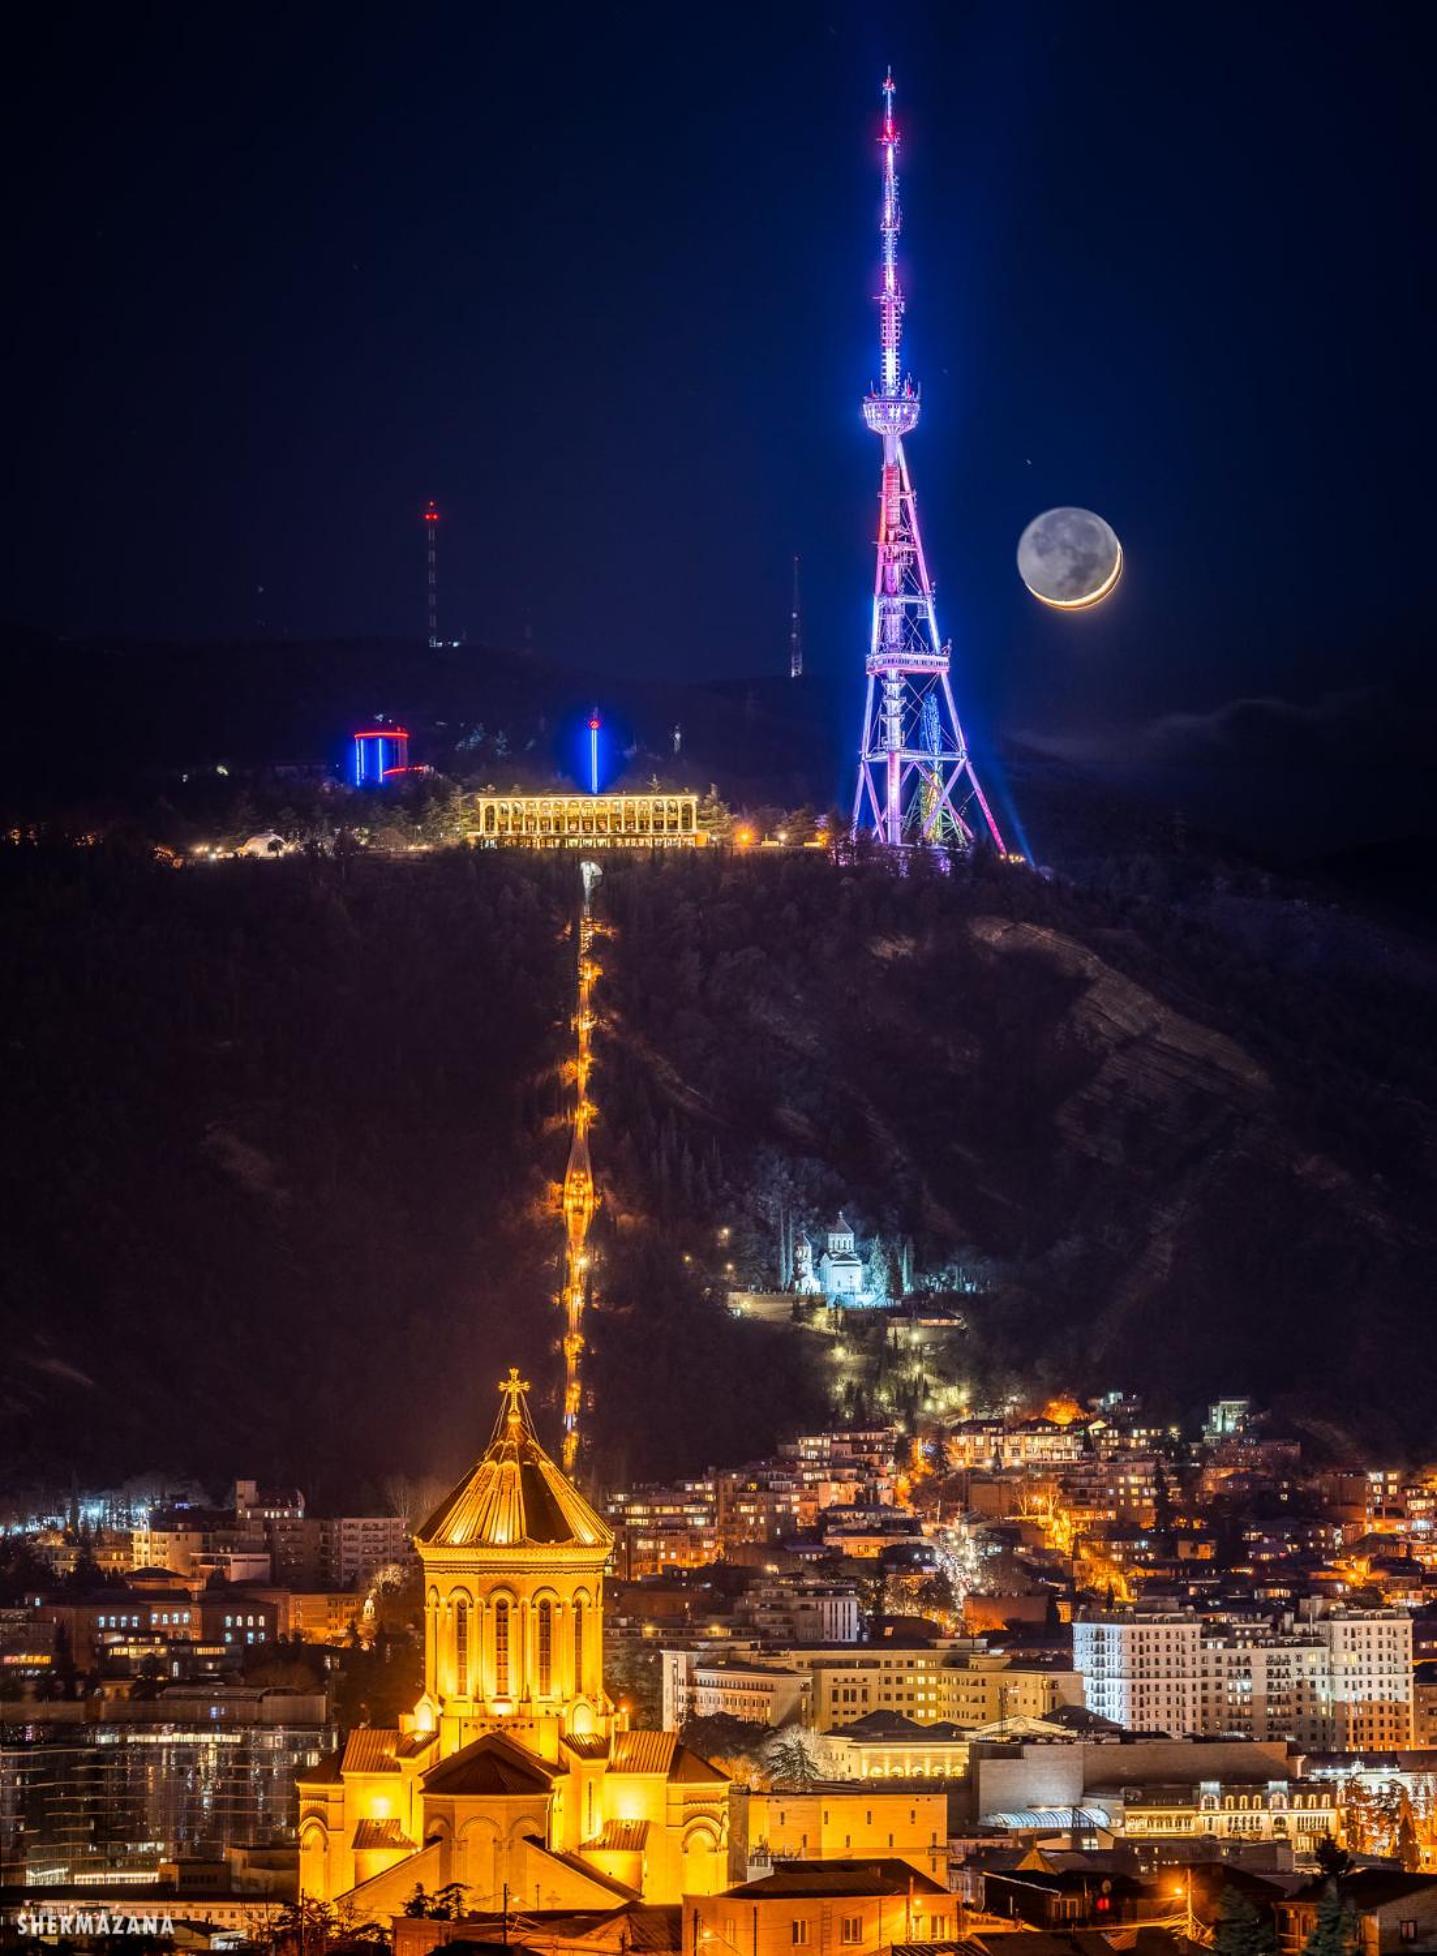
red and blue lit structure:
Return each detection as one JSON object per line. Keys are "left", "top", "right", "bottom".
{"left": 588, "top": 711, "right": 601, "bottom": 795}
{"left": 850, "top": 73, "right": 1008, "bottom": 853}
{"left": 353, "top": 726, "right": 411, "bottom": 786}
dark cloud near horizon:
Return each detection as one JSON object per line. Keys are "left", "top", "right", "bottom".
{"left": 1019, "top": 687, "right": 1431, "bottom": 851}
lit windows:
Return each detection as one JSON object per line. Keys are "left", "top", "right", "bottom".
{"left": 538, "top": 1600, "right": 553, "bottom": 1697}
{"left": 455, "top": 1600, "right": 469, "bottom": 1695}
{"left": 494, "top": 1599, "right": 510, "bottom": 1696}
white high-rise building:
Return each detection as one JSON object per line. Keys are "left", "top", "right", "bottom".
{"left": 1075, "top": 1609, "right": 1414, "bottom": 1749}
{"left": 1073, "top": 1614, "right": 1202, "bottom": 1735}
{"left": 1317, "top": 1611, "right": 1414, "bottom": 1750}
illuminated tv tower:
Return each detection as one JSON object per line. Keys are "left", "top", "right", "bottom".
{"left": 789, "top": 554, "right": 803, "bottom": 679}
{"left": 851, "top": 73, "right": 1007, "bottom": 852}
{"left": 423, "top": 500, "right": 439, "bottom": 647}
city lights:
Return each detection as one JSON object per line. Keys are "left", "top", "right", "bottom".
{"left": 559, "top": 860, "right": 603, "bottom": 1472}
{"left": 1, "top": 25, "right": 1419, "bottom": 1942}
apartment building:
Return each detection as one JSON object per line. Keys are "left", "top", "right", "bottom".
{"left": 664, "top": 1653, "right": 811, "bottom": 1727}
{"left": 684, "top": 1860, "right": 958, "bottom": 1956}
{"left": 944, "top": 1419, "right": 1087, "bottom": 1472}
{"left": 663, "top": 1640, "right": 1080, "bottom": 1734}
{"left": 742, "top": 1580, "right": 863, "bottom": 1646}
{"left": 135, "top": 1500, "right": 410, "bottom": 1590}
{"left": 715, "top": 1467, "right": 804, "bottom": 1546}
{"left": 728, "top": 1785, "right": 948, "bottom": 1882}
{"left": 1075, "top": 1609, "right": 1414, "bottom": 1747}
{"left": 250, "top": 1513, "right": 412, "bottom": 1587}
{"left": 605, "top": 1478, "right": 721, "bottom": 1578}
{"left": 1073, "top": 1614, "right": 1203, "bottom": 1733}
{"left": 778, "top": 1428, "right": 898, "bottom": 1479}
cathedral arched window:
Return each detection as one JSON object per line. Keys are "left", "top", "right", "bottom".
{"left": 494, "top": 1598, "right": 511, "bottom": 1696}
{"left": 455, "top": 1599, "right": 469, "bottom": 1695}
{"left": 538, "top": 1599, "right": 553, "bottom": 1697}
{"left": 573, "top": 1599, "right": 585, "bottom": 1691}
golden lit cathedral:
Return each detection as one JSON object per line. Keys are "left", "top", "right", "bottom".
{"left": 297, "top": 1371, "right": 729, "bottom": 1913}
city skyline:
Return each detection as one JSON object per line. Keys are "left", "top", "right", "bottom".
{"left": 2, "top": 9, "right": 1435, "bottom": 1942}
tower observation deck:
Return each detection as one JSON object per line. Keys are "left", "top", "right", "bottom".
{"left": 851, "top": 73, "right": 1008, "bottom": 853}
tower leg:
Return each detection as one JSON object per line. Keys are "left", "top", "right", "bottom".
{"left": 851, "top": 675, "right": 878, "bottom": 840}
{"left": 940, "top": 671, "right": 1007, "bottom": 854}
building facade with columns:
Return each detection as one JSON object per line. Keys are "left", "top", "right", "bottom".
{"left": 297, "top": 1372, "right": 730, "bottom": 1914}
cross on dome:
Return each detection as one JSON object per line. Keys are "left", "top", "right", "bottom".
{"left": 498, "top": 1367, "right": 530, "bottom": 1431}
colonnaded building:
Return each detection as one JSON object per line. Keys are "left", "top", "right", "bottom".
{"left": 298, "top": 1372, "right": 729, "bottom": 1911}
{"left": 473, "top": 792, "right": 704, "bottom": 849}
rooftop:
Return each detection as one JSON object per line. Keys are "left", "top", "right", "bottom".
{"left": 724, "top": 1859, "right": 950, "bottom": 1900}
{"left": 423, "top": 1731, "right": 558, "bottom": 1797}
{"left": 417, "top": 1369, "right": 613, "bottom": 1553}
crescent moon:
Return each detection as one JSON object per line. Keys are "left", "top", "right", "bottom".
{"left": 1032, "top": 540, "right": 1123, "bottom": 611}
{"left": 1017, "top": 507, "right": 1124, "bottom": 610}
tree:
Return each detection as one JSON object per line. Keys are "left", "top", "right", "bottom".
{"left": 1301, "top": 1884, "right": 1355, "bottom": 1956}
{"left": 1153, "top": 1460, "right": 1174, "bottom": 1536}
{"left": 427, "top": 1884, "right": 470, "bottom": 1922}
{"left": 680, "top": 1713, "right": 771, "bottom": 1787}
{"left": 866, "top": 1237, "right": 894, "bottom": 1304}
{"left": 1212, "top": 1886, "right": 1276, "bottom": 1956}
{"left": 1340, "top": 1781, "right": 1373, "bottom": 1856}
{"left": 274, "top": 1896, "right": 336, "bottom": 1956}
{"left": 1315, "top": 1837, "right": 1353, "bottom": 1881}
{"left": 764, "top": 1730, "right": 822, "bottom": 1787}
{"left": 857, "top": 1569, "right": 888, "bottom": 1637}
{"left": 1396, "top": 1790, "right": 1421, "bottom": 1873}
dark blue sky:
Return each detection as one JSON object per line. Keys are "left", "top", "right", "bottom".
{"left": 3, "top": 2, "right": 1430, "bottom": 839}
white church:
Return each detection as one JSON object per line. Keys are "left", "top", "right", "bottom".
{"left": 793, "top": 1214, "right": 870, "bottom": 1304}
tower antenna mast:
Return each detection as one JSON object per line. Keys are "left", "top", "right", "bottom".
{"left": 789, "top": 554, "right": 803, "bottom": 679}
{"left": 851, "top": 72, "right": 1007, "bottom": 851}
{"left": 423, "top": 500, "right": 439, "bottom": 648}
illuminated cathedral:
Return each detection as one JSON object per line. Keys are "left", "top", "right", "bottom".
{"left": 298, "top": 1372, "right": 729, "bottom": 1912}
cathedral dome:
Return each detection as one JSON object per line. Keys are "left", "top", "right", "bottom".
{"left": 416, "top": 1368, "right": 612, "bottom": 1552}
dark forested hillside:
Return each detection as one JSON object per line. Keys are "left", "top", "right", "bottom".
{"left": 0, "top": 848, "right": 576, "bottom": 1500}
{"left": 591, "top": 847, "right": 1437, "bottom": 1460}
{"left": 2, "top": 838, "right": 1434, "bottom": 1503}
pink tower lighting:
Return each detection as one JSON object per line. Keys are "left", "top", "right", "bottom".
{"left": 423, "top": 500, "right": 439, "bottom": 647}
{"left": 851, "top": 72, "right": 1008, "bottom": 853}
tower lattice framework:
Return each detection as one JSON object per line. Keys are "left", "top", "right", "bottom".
{"left": 423, "top": 499, "right": 439, "bottom": 647}
{"left": 851, "top": 73, "right": 1006, "bottom": 852}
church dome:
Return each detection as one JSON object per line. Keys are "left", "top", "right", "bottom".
{"left": 415, "top": 1368, "right": 613, "bottom": 1552}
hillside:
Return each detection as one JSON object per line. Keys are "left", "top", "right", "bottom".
{"left": 1, "top": 836, "right": 1433, "bottom": 1503}
{"left": 593, "top": 848, "right": 1437, "bottom": 1462}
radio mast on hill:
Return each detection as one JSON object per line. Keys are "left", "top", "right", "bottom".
{"left": 423, "top": 500, "right": 439, "bottom": 647}
{"left": 789, "top": 554, "right": 803, "bottom": 678}
{"left": 851, "top": 73, "right": 1006, "bottom": 851}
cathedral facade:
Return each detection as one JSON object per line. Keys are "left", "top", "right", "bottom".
{"left": 298, "top": 1372, "right": 728, "bottom": 1914}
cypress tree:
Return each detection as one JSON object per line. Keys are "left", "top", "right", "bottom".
{"left": 1212, "top": 1887, "right": 1276, "bottom": 1956}
{"left": 1302, "top": 1884, "right": 1355, "bottom": 1956}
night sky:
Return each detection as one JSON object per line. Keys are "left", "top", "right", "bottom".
{"left": 3, "top": 3, "right": 1431, "bottom": 844}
